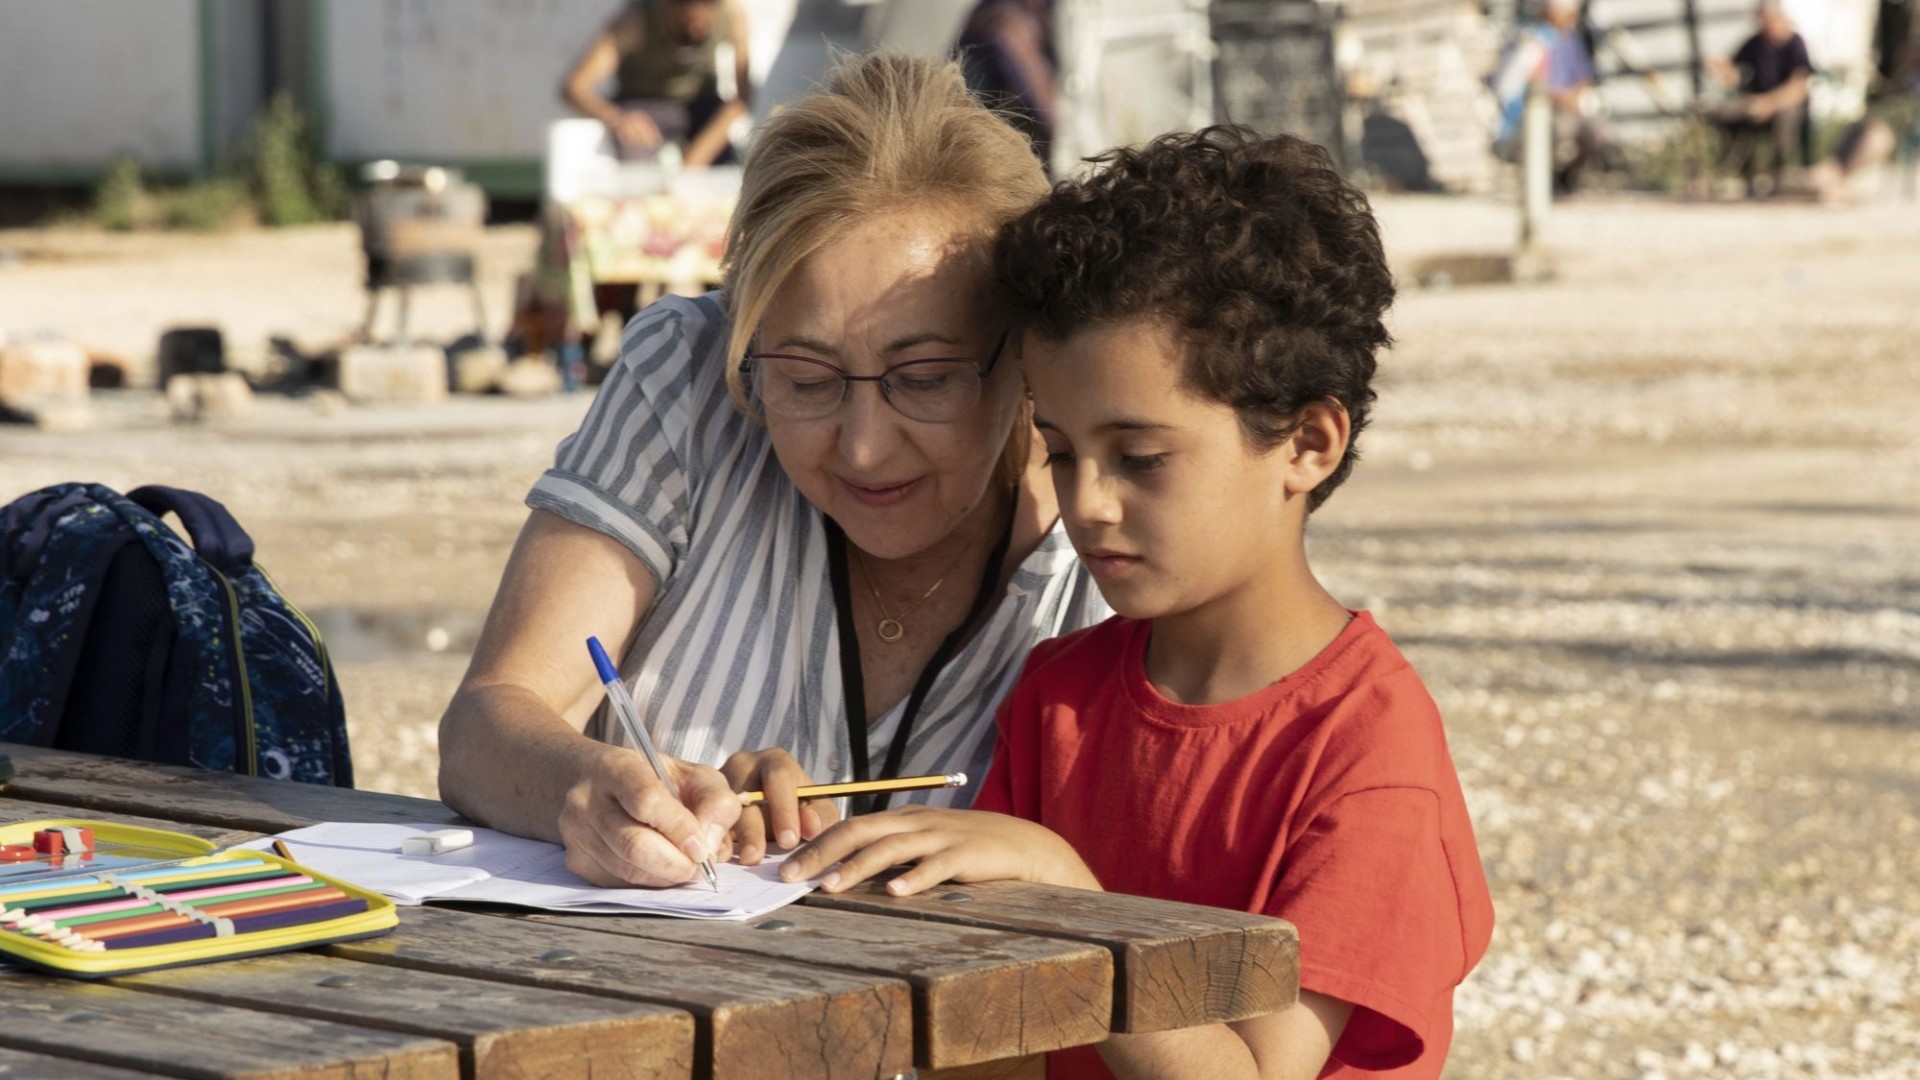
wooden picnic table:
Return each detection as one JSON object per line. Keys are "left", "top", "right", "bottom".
{"left": 0, "top": 743, "right": 1299, "bottom": 1080}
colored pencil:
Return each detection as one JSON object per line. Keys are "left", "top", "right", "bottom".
{"left": 2, "top": 868, "right": 303, "bottom": 924}
{"left": 102, "top": 897, "right": 369, "bottom": 950}
{"left": 736, "top": 772, "right": 969, "bottom": 806}
{"left": 74, "top": 887, "right": 347, "bottom": 937}
{"left": 0, "top": 856, "right": 271, "bottom": 901}
{"left": 37, "top": 877, "right": 317, "bottom": 927}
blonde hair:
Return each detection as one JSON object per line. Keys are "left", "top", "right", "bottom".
{"left": 721, "top": 53, "right": 1049, "bottom": 413}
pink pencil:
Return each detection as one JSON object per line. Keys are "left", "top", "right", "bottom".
{"left": 3, "top": 874, "right": 313, "bottom": 927}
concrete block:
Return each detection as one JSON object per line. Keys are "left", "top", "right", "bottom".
{"left": 498, "top": 357, "right": 562, "bottom": 397}
{"left": 166, "top": 372, "right": 255, "bottom": 423}
{"left": 0, "top": 337, "right": 88, "bottom": 414}
{"left": 333, "top": 344, "right": 447, "bottom": 404}
{"left": 449, "top": 344, "right": 509, "bottom": 394}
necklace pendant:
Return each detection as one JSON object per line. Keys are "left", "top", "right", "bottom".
{"left": 876, "top": 618, "right": 905, "bottom": 644}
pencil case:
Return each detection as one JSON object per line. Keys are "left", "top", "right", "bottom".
{"left": 0, "top": 818, "right": 397, "bottom": 978}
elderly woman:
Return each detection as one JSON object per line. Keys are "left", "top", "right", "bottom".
{"left": 437, "top": 54, "right": 1106, "bottom": 887}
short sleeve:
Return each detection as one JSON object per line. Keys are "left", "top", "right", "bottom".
{"left": 967, "top": 712, "right": 1017, "bottom": 815}
{"left": 1788, "top": 36, "right": 1814, "bottom": 75}
{"left": 525, "top": 294, "right": 732, "bottom": 587}
{"left": 1266, "top": 786, "right": 1474, "bottom": 1072}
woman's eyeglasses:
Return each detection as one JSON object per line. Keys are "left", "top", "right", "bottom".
{"left": 740, "top": 331, "right": 1008, "bottom": 424}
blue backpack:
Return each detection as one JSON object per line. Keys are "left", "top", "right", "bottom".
{"left": 0, "top": 483, "right": 352, "bottom": 786}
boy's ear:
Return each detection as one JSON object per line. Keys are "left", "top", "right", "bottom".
{"left": 1283, "top": 399, "right": 1351, "bottom": 497}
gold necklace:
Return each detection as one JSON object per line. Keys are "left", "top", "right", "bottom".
{"left": 853, "top": 504, "right": 998, "bottom": 644}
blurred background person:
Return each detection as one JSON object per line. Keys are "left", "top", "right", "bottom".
{"left": 954, "top": 0, "right": 1057, "bottom": 167}
{"left": 562, "top": 0, "right": 752, "bottom": 168}
{"left": 1708, "top": 0, "right": 1814, "bottom": 195}
{"left": 1491, "top": 0, "right": 1610, "bottom": 195}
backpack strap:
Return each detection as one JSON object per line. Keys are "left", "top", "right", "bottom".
{"left": 125, "top": 485, "right": 256, "bottom": 575}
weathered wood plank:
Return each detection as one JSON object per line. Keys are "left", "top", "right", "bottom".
{"left": 116, "top": 951, "right": 694, "bottom": 1080}
{"left": 802, "top": 879, "right": 1299, "bottom": 1034}
{"left": 0, "top": 970, "right": 459, "bottom": 1079}
{"left": 0, "top": 743, "right": 459, "bottom": 833}
{"left": 921, "top": 1055, "right": 1047, "bottom": 1080}
{"left": 535, "top": 902, "right": 1112, "bottom": 1068}
{"left": 0, "top": 1045, "right": 162, "bottom": 1080}
{"left": 325, "top": 905, "right": 913, "bottom": 1080}
{"left": 1, "top": 794, "right": 262, "bottom": 849}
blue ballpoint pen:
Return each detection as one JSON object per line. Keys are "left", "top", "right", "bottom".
{"left": 586, "top": 636, "right": 721, "bottom": 892}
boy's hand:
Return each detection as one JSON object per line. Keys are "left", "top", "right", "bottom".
{"left": 720, "top": 748, "right": 840, "bottom": 864}
{"left": 778, "top": 806, "right": 1101, "bottom": 895}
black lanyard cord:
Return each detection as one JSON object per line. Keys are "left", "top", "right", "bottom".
{"left": 824, "top": 504, "right": 1014, "bottom": 815}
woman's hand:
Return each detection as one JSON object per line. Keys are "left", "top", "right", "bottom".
{"left": 778, "top": 806, "right": 1101, "bottom": 896}
{"left": 721, "top": 748, "right": 840, "bottom": 865}
{"left": 557, "top": 744, "right": 742, "bottom": 887}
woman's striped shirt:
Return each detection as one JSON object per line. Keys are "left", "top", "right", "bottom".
{"left": 525, "top": 293, "right": 1109, "bottom": 805}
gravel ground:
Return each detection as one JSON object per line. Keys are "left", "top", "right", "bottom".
{"left": 2, "top": 194, "right": 1916, "bottom": 1078}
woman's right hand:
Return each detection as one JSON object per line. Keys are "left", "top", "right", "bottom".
{"left": 558, "top": 744, "right": 743, "bottom": 887}
{"left": 721, "top": 748, "right": 842, "bottom": 865}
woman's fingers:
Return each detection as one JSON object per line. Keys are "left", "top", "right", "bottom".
{"left": 733, "top": 807, "right": 770, "bottom": 865}
{"left": 799, "top": 798, "right": 840, "bottom": 841}
{"left": 560, "top": 787, "right": 699, "bottom": 886}
{"left": 673, "top": 760, "right": 743, "bottom": 864}
{"left": 722, "top": 748, "right": 820, "bottom": 855}
{"left": 756, "top": 752, "right": 808, "bottom": 851}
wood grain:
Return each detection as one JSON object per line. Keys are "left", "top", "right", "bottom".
{"left": 0, "top": 970, "right": 459, "bottom": 1079}
{"left": 921, "top": 1055, "right": 1047, "bottom": 1080}
{"left": 535, "top": 902, "right": 1111, "bottom": 1067}
{"left": 326, "top": 906, "right": 913, "bottom": 1080}
{"left": 0, "top": 1045, "right": 164, "bottom": 1079}
{"left": 117, "top": 951, "right": 694, "bottom": 1080}
{"left": 802, "top": 879, "right": 1300, "bottom": 1033}
{"left": 0, "top": 744, "right": 459, "bottom": 833}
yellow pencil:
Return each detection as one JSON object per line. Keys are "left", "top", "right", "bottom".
{"left": 271, "top": 840, "right": 295, "bottom": 861}
{"left": 737, "top": 772, "right": 968, "bottom": 807}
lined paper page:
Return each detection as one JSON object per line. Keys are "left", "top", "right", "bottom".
{"left": 235, "top": 823, "right": 813, "bottom": 919}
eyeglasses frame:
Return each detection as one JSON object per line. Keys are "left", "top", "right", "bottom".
{"left": 738, "top": 330, "right": 1010, "bottom": 423}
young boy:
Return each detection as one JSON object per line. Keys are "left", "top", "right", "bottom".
{"left": 781, "top": 126, "right": 1494, "bottom": 1080}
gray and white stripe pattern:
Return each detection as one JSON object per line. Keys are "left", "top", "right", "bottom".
{"left": 527, "top": 293, "right": 1109, "bottom": 805}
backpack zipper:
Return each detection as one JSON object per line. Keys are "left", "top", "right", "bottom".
{"left": 210, "top": 566, "right": 259, "bottom": 777}
{"left": 255, "top": 565, "right": 332, "bottom": 702}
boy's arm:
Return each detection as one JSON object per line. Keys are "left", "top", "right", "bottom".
{"left": 777, "top": 807, "right": 1100, "bottom": 893}
{"left": 1098, "top": 991, "right": 1352, "bottom": 1080}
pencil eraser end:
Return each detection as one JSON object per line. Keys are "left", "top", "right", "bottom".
{"left": 951, "top": 772, "right": 967, "bottom": 787}
{"left": 586, "top": 636, "right": 620, "bottom": 684}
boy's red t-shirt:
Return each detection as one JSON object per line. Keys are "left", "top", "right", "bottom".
{"left": 972, "top": 612, "right": 1494, "bottom": 1080}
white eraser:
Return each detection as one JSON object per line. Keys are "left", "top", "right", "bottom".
{"left": 428, "top": 828, "right": 473, "bottom": 853}
{"left": 401, "top": 835, "right": 437, "bottom": 856}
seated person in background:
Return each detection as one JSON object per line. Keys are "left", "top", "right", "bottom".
{"left": 783, "top": 127, "right": 1495, "bottom": 1080}
{"left": 1708, "top": 0, "right": 1814, "bottom": 193}
{"left": 1809, "top": 37, "right": 1920, "bottom": 204}
{"left": 1490, "top": 0, "right": 1608, "bottom": 193}
{"left": 954, "top": 0, "right": 1057, "bottom": 167}
{"left": 563, "top": 0, "right": 751, "bottom": 168}
{"left": 1539, "top": 0, "right": 1608, "bottom": 194}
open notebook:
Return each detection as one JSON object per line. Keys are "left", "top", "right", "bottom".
{"left": 234, "top": 823, "right": 813, "bottom": 920}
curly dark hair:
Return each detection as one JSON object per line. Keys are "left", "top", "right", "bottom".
{"left": 996, "top": 125, "right": 1394, "bottom": 511}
